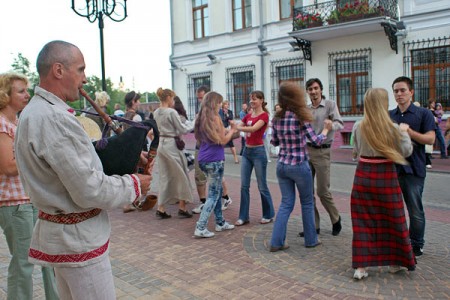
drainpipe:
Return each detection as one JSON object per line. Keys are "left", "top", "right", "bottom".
{"left": 169, "top": 0, "right": 175, "bottom": 91}
{"left": 258, "top": 0, "right": 265, "bottom": 93}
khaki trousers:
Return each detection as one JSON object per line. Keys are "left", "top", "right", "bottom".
{"left": 194, "top": 149, "right": 207, "bottom": 186}
{"left": 308, "top": 146, "right": 340, "bottom": 228}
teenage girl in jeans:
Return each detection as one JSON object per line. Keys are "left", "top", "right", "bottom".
{"left": 194, "top": 91, "right": 238, "bottom": 238}
{"left": 269, "top": 82, "right": 331, "bottom": 252}
{"left": 235, "top": 91, "right": 275, "bottom": 226}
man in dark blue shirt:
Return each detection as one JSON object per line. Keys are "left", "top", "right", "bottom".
{"left": 389, "top": 76, "right": 435, "bottom": 257}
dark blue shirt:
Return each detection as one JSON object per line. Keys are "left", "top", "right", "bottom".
{"left": 389, "top": 103, "right": 435, "bottom": 178}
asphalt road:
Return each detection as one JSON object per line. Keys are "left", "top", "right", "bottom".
{"left": 221, "top": 157, "right": 450, "bottom": 210}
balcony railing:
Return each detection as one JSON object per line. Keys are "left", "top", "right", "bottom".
{"left": 292, "top": 0, "right": 398, "bottom": 31}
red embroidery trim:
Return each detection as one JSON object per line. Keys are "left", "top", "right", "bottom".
{"left": 38, "top": 208, "right": 102, "bottom": 224}
{"left": 29, "top": 240, "right": 109, "bottom": 263}
{"left": 131, "top": 174, "right": 140, "bottom": 201}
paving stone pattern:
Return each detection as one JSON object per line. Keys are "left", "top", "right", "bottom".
{"left": 0, "top": 150, "right": 449, "bottom": 299}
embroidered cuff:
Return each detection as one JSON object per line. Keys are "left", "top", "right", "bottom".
{"left": 130, "top": 174, "right": 141, "bottom": 201}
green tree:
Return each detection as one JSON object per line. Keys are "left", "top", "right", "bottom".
{"left": 9, "top": 53, "right": 156, "bottom": 115}
{"left": 11, "top": 53, "right": 39, "bottom": 96}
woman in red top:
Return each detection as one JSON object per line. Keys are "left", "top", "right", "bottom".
{"left": 235, "top": 91, "right": 275, "bottom": 226}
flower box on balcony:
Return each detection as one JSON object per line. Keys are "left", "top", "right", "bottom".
{"left": 294, "top": 12, "right": 323, "bottom": 30}
{"left": 327, "top": 11, "right": 383, "bottom": 25}
{"left": 326, "top": 1, "right": 385, "bottom": 25}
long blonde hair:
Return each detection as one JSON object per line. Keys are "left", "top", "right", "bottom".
{"left": 360, "top": 88, "right": 407, "bottom": 164}
{"left": 195, "top": 91, "right": 223, "bottom": 144}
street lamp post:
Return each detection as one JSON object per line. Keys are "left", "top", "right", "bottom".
{"left": 71, "top": 0, "right": 128, "bottom": 91}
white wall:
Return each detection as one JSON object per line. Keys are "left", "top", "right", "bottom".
{"left": 171, "top": 0, "right": 450, "bottom": 113}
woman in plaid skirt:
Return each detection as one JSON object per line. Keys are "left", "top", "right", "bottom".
{"left": 351, "top": 88, "right": 416, "bottom": 280}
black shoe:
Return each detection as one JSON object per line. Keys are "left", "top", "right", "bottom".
{"left": 178, "top": 209, "right": 193, "bottom": 218}
{"left": 298, "top": 228, "right": 320, "bottom": 237}
{"left": 156, "top": 210, "right": 172, "bottom": 219}
{"left": 332, "top": 216, "right": 342, "bottom": 236}
{"left": 413, "top": 246, "right": 423, "bottom": 257}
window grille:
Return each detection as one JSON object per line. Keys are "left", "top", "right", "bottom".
{"left": 187, "top": 72, "right": 212, "bottom": 120}
{"left": 226, "top": 65, "right": 255, "bottom": 115}
{"left": 403, "top": 36, "right": 450, "bottom": 110}
{"left": 329, "top": 48, "right": 372, "bottom": 116}
{"left": 270, "top": 57, "right": 305, "bottom": 105}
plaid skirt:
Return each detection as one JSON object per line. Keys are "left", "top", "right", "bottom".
{"left": 351, "top": 157, "right": 416, "bottom": 270}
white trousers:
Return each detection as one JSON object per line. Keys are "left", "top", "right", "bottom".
{"left": 54, "top": 255, "right": 116, "bottom": 300}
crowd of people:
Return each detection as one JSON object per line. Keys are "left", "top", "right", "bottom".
{"left": 0, "top": 38, "right": 445, "bottom": 297}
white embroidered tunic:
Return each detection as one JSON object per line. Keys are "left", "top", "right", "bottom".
{"left": 15, "top": 87, "right": 140, "bottom": 267}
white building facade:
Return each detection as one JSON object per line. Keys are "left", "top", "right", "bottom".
{"left": 169, "top": 0, "right": 450, "bottom": 148}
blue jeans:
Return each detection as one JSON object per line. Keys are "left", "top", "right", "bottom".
{"left": 239, "top": 146, "right": 275, "bottom": 221}
{"left": 271, "top": 161, "right": 318, "bottom": 247}
{"left": 0, "top": 204, "right": 59, "bottom": 300}
{"left": 398, "top": 174, "right": 425, "bottom": 248}
{"left": 435, "top": 127, "right": 447, "bottom": 157}
{"left": 196, "top": 161, "right": 225, "bottom": 230}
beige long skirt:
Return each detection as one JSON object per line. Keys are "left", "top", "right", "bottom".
{"left": 157, "top": 137, "right": 193, "bottom": 205}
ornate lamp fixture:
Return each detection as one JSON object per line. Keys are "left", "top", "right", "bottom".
{"left": 72, "top": 0, "right": 128, "bottom": 91}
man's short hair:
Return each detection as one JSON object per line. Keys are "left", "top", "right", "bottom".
{"left": 306, "top": 78, "right": 323, "bottom": 91}
{"left": 196, "top": 85, "right": 210, "bottom": 94}
{"left": 36, "top": 40, "right": 77, "bottom": 77}
{"left": 392, "top": 76, "right": 414, "bottom": 90}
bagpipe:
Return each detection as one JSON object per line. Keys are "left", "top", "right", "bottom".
{"left": 79, "top": 89, "right": 159, "bottom": 210}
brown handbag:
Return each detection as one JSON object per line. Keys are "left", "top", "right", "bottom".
{"left": 174, "top": 136, "right": 185, "bottom": 150}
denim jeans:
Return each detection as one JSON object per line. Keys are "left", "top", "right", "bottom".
{"left": 398, "top": 174, "right": 426, "bottom": 248}
{"left": 435, "top": 127, "right": 447, "bottom": 157}
{"left": 0, "top": 204, "right": 59, "bottom": 300}
{"left": 196, "top": 161, "right": 225, "bottom": 230}
{"left": 271, "top": 161, "right": 319, "bottom": 247}
{"left": 238, "top": 146, "right": 275, "bottom": 221}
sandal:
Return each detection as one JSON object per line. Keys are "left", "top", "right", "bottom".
{"left": 178, "top": 209, "right": 193, "bottom": 218}
{"left": 260, "top": 218, "right": 273, "bottom": 224}
{"left": 235, "top": 219, "right": 249, "bottom": 226}
{"left": 156, "top": 210, "right": 172, "bottom": 219}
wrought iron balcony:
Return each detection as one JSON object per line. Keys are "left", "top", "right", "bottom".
{"left": 292, "top": 0, "right": 398, "bottom": 31}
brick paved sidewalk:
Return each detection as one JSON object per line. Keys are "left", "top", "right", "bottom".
{"left": 2, "top": 169, "right": 448, "bottom": 299}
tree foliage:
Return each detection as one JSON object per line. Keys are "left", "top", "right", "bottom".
{"left": 11, "top": 53, "right": 39, "bottom": 96}
{"left": 10, "top": 53, "right": 157, "bottom": 114}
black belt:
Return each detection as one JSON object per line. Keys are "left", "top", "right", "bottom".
{"left": 307, "top": 143, "right": 331, "bottom": 149}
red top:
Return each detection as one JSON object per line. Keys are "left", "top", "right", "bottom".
{"left": 242, "top": 112, "right": 269, "bottom": 146}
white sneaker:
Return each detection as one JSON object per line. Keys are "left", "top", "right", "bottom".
{"left": 426, "top": 164, "right": 432, "bottom": 169}
{"left": 192, "top": 203, "right": 204, "bottom": 214}
{"left": 215, "top": 221, "right": 235, "bottom": 232}
{"left": 194, "top": 228, "right": 215, "bottom": 238}
{"left": 353, "top": 269, "right": 368, "bottom": 280}
{"left": 221, "top": 197, "right": 232, "bottom": 210}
